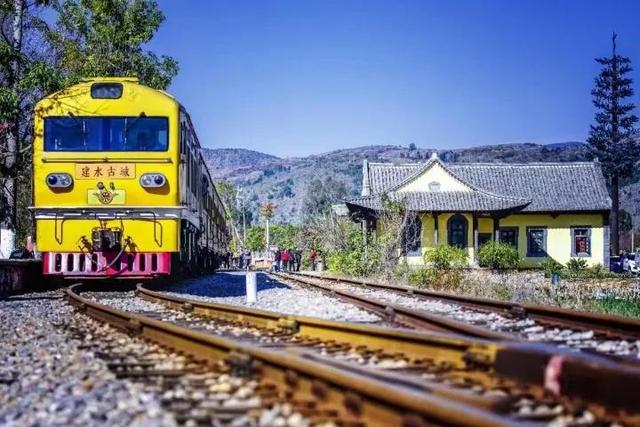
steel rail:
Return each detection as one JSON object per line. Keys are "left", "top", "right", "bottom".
{"left": 66, "top": 283, "right": 520, "bottom": 427}
{"left": 135, "top": 282, "right": 640, "bottom": 420}
{"left": 138, "top": 283, "right": 492, "bottom": 365}
{"left": 274, "top": 272, "right": 513, "bottom": 341}
{"left": 290, "top": 271, "right": 640, "bottom": 340}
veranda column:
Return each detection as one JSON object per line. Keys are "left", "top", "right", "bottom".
{"left": 362, "top": 218, "right": 368, "bottom": 246}
{"left": 473, "top": 214, "right": 479, "bottom": 264}
{"left": 433, "top": 213, "right": 439, "bottom": 246}
{"left": 493, "top": 217, "right": 500, "bottom": 242}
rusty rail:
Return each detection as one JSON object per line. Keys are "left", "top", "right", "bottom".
{"left": 275, "top": 272, "right": 513, "bottom": 340}
{"left": 135, "top": 282, "right": 640, "bottom": 422}
{"left": 67, "top": 283, "right": 523, "bottom": 427}
{"left": 288, "top": 271, "right": 640, "bottom": 341}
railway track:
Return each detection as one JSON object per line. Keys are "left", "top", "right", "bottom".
{"left": 67, "top": 281, "right": 640, "bottom": 426}
{"left": 276, "top": 272, "right": 640, "bottom": 360}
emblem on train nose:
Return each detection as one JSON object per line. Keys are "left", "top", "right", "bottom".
{"left": 95, "top": 182, "right": 115, "bottom": 205}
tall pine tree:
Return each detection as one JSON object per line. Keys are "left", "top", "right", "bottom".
{"left": 588, "top": 33, "right": 639, "bottom": 255}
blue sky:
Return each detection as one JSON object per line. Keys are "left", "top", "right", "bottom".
{"left": 150, "top": 0, "right": 640, "bottom": 157}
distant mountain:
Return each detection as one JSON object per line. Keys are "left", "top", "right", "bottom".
{"left": 202, "top": 141, "right": 636, "bottom": 226}
{"left": 201, "top": 148, "right": 280, "bottom": 175}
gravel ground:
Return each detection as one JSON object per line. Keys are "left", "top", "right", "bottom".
{"left": 1, "top": 292, "right": 330, "bottom": 427}
{"left": 160, "top": 272, "right": 380, "bottom": 323}
{"left": 0, "top": 296, "right": 175, "bottom": 427}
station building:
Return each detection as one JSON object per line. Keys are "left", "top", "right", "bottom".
{"left": 345, "top": 154, "right": 612, "bottom": 267}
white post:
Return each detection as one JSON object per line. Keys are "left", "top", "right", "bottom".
{"left": 246, "top": 271, "right": 257, "bottom": 303}
{"left": 0, "top": 228, "right": 15, "bottom": 259}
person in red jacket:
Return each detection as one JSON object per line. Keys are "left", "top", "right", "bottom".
{"left": 281, "top": 249, "right": 290, "bottom": 271}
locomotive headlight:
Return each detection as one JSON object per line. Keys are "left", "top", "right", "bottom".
{"left": 46, "top": 173, "right": 73, "bottom": 188}
{"left": 140, "top": 173, "right": 166, "bottom": 188}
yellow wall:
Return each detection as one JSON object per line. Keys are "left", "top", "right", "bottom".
{"left": 398, "top": 162, "right": 472, "bottom": 193}
{"left": 399, "top": 212, "right": 606, "bottom": 267}
{"left": 499, "top": 213, "right": 605, "bottom": 267}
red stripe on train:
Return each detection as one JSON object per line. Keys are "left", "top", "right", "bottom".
{"left": 43, "top": 252, "right": 171, "bottom": 276}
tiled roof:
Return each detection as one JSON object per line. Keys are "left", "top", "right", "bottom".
{"left": 353, "top": 159, "right": 611, "bottom": 213}
{"left": 366, "top": 163, "right": 420, "bottom": 194}
{"left": 347, "top": 191, "right": 531, "bottom": 213}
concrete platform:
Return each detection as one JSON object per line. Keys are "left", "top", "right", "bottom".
{"left": 0, "top": 259, "right": 43, "bottom": 296}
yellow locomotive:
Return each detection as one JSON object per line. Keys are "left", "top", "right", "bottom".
{"left": 32, "top": 77, "right": 229, "bottom": 278}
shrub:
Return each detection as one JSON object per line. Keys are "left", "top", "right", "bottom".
{"left": 408, "top": 267, "right": 436, "bottom": 287}
{"left": 424, "top": 245, "right": 468, "bottom": 270}
{"left": 408, "top": 267, "right": 463, "bottom": 291}
{"left": 562, "top": 262, "right": 610, "bottom": 279}
{"left": 325, "top": 223, "right": 381, "bottom": 277}
{"left": 477, "top": 241, "right": 520, "bottom": 269}
{"left": 586, "top": 263, "right": 608, "bottom": 279}
{"left": 540, "top": 258, "right": 564, "bottom": 277}
{"left": 566, "top": 258, "right": 588, "bottom": 273}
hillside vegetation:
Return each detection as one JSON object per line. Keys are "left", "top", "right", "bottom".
{"left": 202, "top": 142, "right": 637, "bottom": 225}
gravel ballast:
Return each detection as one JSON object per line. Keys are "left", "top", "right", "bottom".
{"left": 303, "top": 277, "right": 640, "bottom": 358}
{"left": 160, "top": 272, "right": 380, "bottom": 323}
{"left": 0, "top": 296, "right": 175, "bottom": 427}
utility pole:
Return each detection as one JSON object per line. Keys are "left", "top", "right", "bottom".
{"left": 236, "top": 187, "right": 246, "bottom": 244}
{"left": 632, "top": 213, "right": 636, "bottom": 252}
{"left": 265, "top": 217, "right": 270, "bottom": 251}
{"left": 1, "top": 0, "right": 24, "bottom": 258}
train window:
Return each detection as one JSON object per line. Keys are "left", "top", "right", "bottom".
{"left": 44, "top": 116, "right": 169, "bottom": 152}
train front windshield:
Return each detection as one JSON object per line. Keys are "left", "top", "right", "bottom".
{"left": 44, "top": 116, "right": 169, "bottom": 152}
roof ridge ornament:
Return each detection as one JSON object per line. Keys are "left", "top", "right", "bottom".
{"left": 362, "top": 159, "right": 371, "bottom": 196}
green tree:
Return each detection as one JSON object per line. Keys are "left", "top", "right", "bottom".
{"left": 222, "top": 183, "right": 255, "bottom": 243}
{"left": 270, "top": 223, "right": 300, "bottom": 249}
{"left": 301, "top": 176, "right": 347, "bottom": 219}
{"left": 245, "top": 225, "right": 264, "bottom": 252}
{"left": 587, "top": 33, "right": 639, "bottom": 255}
{"left": 43, "top": 0, "right": 178, "bottom": 89}
{"left": 260, "top": 202, "right": 276, "bottom": 249}
{"left": 215, "top": 180, "right": 237, "bottom": 222}
{"left": 1, "top": 0, "right": 62, "bottom": 256}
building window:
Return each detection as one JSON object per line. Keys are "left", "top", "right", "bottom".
{"left": 526, "top": 227, "right": 547, "bottom": 257}
{"left": 478, "top": 233, "right": 492, "bottom": 247}
{"left": 572, "top": 227, "right": 591, "bottom": 257}
{"left": 402, "top": 215, "right": 422, "bottom": 255}
{"left": 447, "top": 214, "right": 468, "bottom": 248}
{"left": 499, "top": 227, "right": 518, "bottom": 248}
